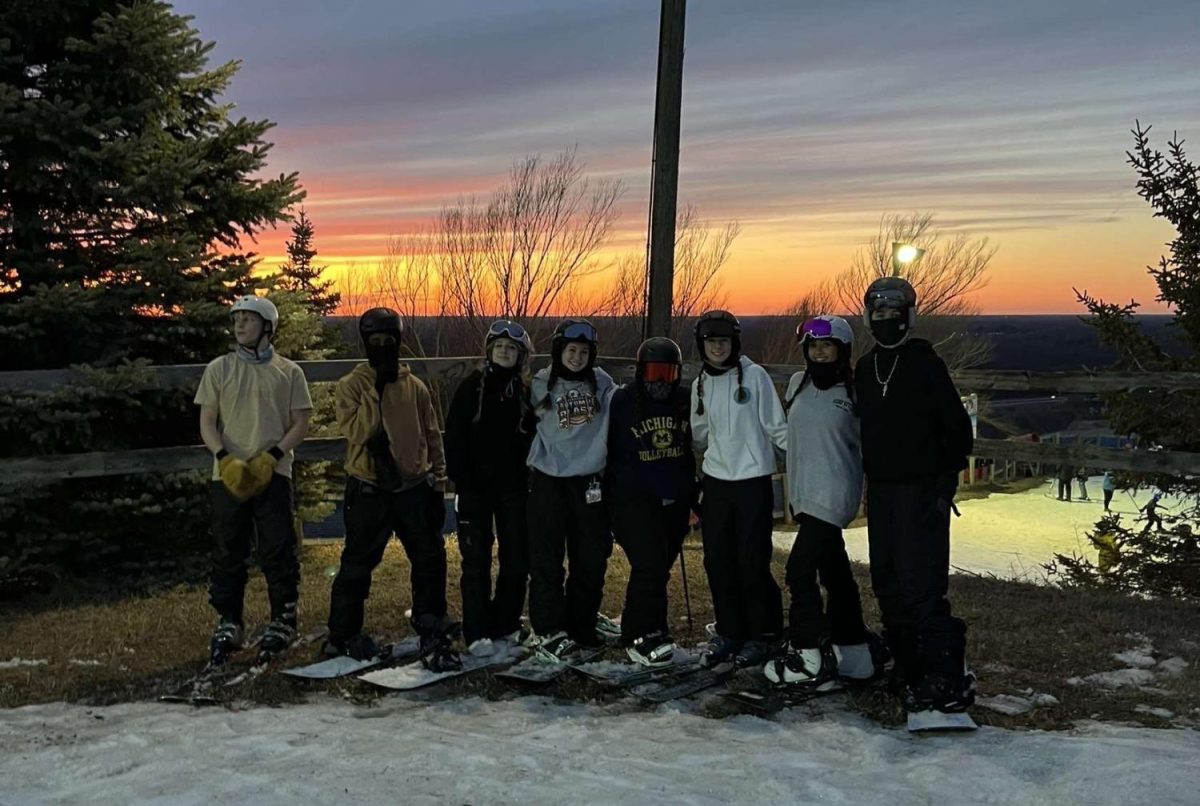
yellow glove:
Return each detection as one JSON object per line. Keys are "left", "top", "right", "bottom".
{"left": 218, "top": 454, "right": 256, "bottom": 502}
{"left": 246, "top": 448, "right": 282, "bottom": 498}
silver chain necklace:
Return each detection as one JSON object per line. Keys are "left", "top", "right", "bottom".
{"left": 874, "top": 352, "right": 900, "bottom": 397}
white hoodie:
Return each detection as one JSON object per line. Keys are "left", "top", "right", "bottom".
{"left": 690, "top": 356, "right": 787, "bottom": 481}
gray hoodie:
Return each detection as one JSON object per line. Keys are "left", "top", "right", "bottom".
{"left": 784, "top": 372, "right": 863, "bottom": 528}
{"left": 526, "top": 367, "right": 616, "bottom": 477}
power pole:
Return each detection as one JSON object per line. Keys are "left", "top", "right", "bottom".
{"left": 644, "top": 0, "right": 686, "bottom": 339}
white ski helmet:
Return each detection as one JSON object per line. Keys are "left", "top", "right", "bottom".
{"left": 230, "top": 295, "right": 279, "bottom": 336}
{"left": 796, "top": 315, "right": 854, "bottom": 349}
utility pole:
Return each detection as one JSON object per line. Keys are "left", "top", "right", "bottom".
{"left": 644, "top": 0, "right": 686, "bottom": 339}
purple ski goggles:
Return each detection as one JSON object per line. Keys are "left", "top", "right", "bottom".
{"left": 797, "top": 317, "right": 834, "bottom": 342}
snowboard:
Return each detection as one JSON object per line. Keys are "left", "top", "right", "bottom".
{"left": 495, "top": 647, "right": 605, "bottom": 684}
{"left": 632, "top": 660, "right": 739, "bottom": 703}
{"left": 906, "top": 710, "right": 978, "bottom": 733}
{"left": 360, "top": 641, "right": 526, "bottom": 691}
{"left": 573, "top": 648, "right": 701, "bottom": 688}
{"left": 282, "top": 636, "right": 422, "bottom": 680}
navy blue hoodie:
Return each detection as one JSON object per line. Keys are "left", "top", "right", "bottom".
{"left": 607, "top": 385, "right": 695, "bottom": 501}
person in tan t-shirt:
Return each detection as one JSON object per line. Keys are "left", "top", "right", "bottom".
{"left": 195, "top": 295, "right": 312, "bottom": 665}
{"left": 324, "top": 308, "right": 459, "bottom": 671}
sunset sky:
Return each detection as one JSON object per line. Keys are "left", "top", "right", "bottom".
{"left": 175, "top": 0, "right": 1200, "bottom": 314}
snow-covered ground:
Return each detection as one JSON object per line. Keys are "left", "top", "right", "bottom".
{"left": 2, "top": 696, "right": 1198, "bottom": 805}
{"left": 775, "top": 478, "right": 1187, "bottom": 581}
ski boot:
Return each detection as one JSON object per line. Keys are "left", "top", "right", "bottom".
{"left": 322, "top": 633, "right": 381, "bottom": 662}
{"left": 832, "top": 641, "right": 875, "bottom": 682}
{"left": 257, "top": 604, "right": 298, "bottom": 663}
{"left": 595, "top": 614, "right": 623, "bottom": 642}
{"left": 699, "top": 634, "right": 743, "bottom": 668}
{"left": 734, "top": 640, "right": 776, "bottom": 668}
{"left": 904, "top": 670, "right": 977, "bottom": 714}
{"left": 414, "top": 613, "right": 463, "bottom": 672}
{"left": 209, "top": 619, "right": 244, "bottom": 667}
{"left": 626, "top": 631, "right": 677, "bottom": 668}
{"left": 764, "top": 642, "right": 839, "bottom": 689}
{"left": 533, "top": 631, "right": 579, "bottom": 662}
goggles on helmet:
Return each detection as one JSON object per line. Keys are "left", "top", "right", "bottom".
{"left": 641, "top": 362, "right": 681, "bottom": 384}
{"left": 560, "top": 322, "right": 598, "bottom": 342}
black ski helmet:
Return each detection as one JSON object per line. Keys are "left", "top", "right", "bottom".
{"left": 694, "top": 309, "right": 741, "bottom": 363}
{"left": 551, "top": 319, "right": 599, "bottom": 370}
{"left": 863, "top": 277, "right": 917, "bottom": 346}
{"left": 636, "top": 336, "right": 683, "bottom": 383}
{"left": 358, "top": 307, "right": 404, "bottom": 347}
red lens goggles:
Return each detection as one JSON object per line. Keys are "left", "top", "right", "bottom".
{"left": 641, "top": 362, "right": 681, "bottom": 384}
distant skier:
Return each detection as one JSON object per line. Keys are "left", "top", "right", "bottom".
{"left": 1101, "top": 471, "right": 1116, "bottom": 512}
{"left": 1056, "top": 465, "right": 1073, "bottom": 501}
{"left": 1140, "top": 491, "right": 1166, "bottom": 534}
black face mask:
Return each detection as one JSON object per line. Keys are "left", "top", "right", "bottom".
{"left": 366, "top": 340, "right": 400, "bottom": 385}
{"left": 869, "top": 317, "right": 908, "bottom": 348}
{"left": 809, "top": 362, "right": 844, "bottom": 390}
{"left": 644, "top": 380, "right": 676, "bottom": 401}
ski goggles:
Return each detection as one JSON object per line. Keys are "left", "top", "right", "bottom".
{"left": 559, "top": 322, "right": 598, "bottom": 342}
{"left": 798, "top": 317, "right": 834, "bottom": 342}
{"left": 487, "top": 320, "right": 528, "bottom": 342}
{"left": 865, "top": 288, "right": 910, "bottom": 311}
{"left": 641, "top": 361, "right": 681, "bottom": 384}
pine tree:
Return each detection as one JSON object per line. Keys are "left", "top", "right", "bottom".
{"left": 278, "top": 208, "right": 340, "bottom": 316}
{"left": 0, "top": 0, "right": 303, "bottom": 370}
{"left": 1052, "top": 122, "right": 1200, "bottom": 597}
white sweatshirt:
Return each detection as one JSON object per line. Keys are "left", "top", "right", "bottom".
{"left": 690, "top": 356, "right": 787, "bottom": 481}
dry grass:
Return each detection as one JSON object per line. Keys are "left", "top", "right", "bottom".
{"left": 2, "top": 531, "right": 1197, "bottom": 731}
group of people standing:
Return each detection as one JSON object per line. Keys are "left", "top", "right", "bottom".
{"left": 195, "top": 274, "right": 977, "bottom": 717}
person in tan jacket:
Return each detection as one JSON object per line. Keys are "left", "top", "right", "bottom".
{"left": 324, "top": 308, "right": 460, "bottom": 671}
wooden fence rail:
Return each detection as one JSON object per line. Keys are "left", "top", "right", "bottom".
{"left": 2, "top": 437, "right": 1196, "bottom": 484}
{"left": 3, "top": 357, "right": 1199, "bottom": 482}
{"left": 4, "top": 356, "right": 1200, "bottom": 394}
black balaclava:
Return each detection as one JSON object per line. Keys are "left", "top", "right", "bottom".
{"left": 805, "top": 341, "right": 850, "bottom": 390}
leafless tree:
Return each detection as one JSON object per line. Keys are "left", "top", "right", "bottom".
{"left": 435, "top": 148, "right": 623, "bottom": 346}
{"left": 599, "top": 205, "right": 739, "bottom": 357}
{"left": 765, "top": 213, "right": 995, "bottom": 370}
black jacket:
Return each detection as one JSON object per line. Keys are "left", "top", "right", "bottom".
{"left": 444, "top": 368, "right": 536, "bottom": 497}
{"left": 606, "top": 385, "right": 696, "bottom": 501}
{"left": 854, "top": 339, "right": 973, "bottom": 482}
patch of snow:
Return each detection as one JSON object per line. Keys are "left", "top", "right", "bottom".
{"left": 777, "top": 479, "right": 1186, "bottom": 581}
{"left": 1135, "top": 705, "right": 1176, "bottom": 720}
{"left": 1081, "top": 668, "right": 1158, "bottom": 688}
{"left": 68, "top": 659, "right": 103, "bottom": 667}
{"left": 1, "top": 698, "right": 1199, "bottom": 805}
{"left": 0, "top": 658, "right": 48, "bottom": 670}
{"left": 1113, "top": 649, "right": 1157, "bottom": 669}
{"left": 978, "top": 694, "right": 1033, "bottom": 715}
{"left": 1033, "top": 693, "right": 1061, "bottom": 707}
{"left": 1156, "top": 657, "right": 1189, "bottom": 678}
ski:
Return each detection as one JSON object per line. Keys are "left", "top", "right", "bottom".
{"left": 222, "top": 626, "right": 329, "bottom": 688}
{"left": 723, "top": 681, "right": 847, "bottom": 714}
{"left": 281, "top": 636, "right": 422, "bottom": 680}
{"left": 495, "top": 647, "right": 605, "bottom": 684}
{"left": 573, "top": 650, "right": 701, "bottom": 688}
{"left": 633, "top": 661, "right": 738, "bottom": 703}
{"left": 906, "top": 710, "right": 978, "bottom": 733}
{"left": 359, "top": 641, "right": 526, "bottom": 691}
